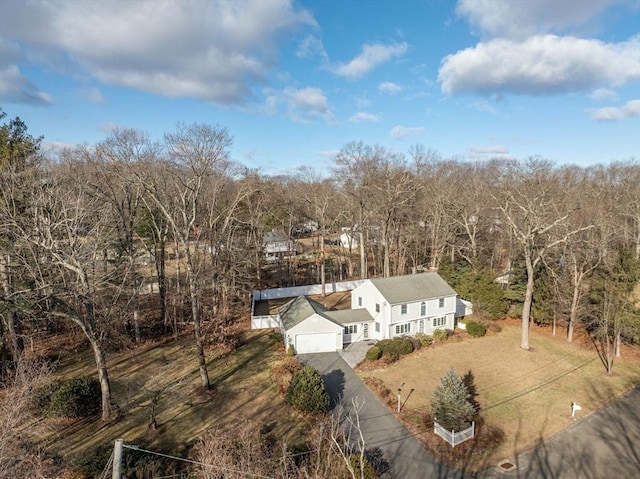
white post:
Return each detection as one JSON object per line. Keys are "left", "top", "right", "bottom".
{"left": 112, "top": 438, "right": 123, "bottom": 479}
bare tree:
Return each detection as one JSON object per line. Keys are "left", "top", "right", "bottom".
{"left": 491, "top": 158, "right": 594, "bottom": 350}
{"left": 130, "top": 123, "right": 232, "bottom": 390}
{"left": 0, "top": 358, "right": 55, "bottom": 479}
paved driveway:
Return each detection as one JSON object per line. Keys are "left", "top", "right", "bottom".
{"left": 300, "top": 352, "right": 465, "bottom": 479}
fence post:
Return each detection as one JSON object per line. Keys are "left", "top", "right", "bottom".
{"left": 112, "top": 438, "right": 123, "bottom": 479}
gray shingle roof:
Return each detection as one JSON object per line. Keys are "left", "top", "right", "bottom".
{"left": 369, "top": 272, "right": 456, "bottom": 304}
{"left": 279, "top": 295, "right": 329, "bottom": 330}
{"left": 324, "top": 308, "right": 374, "bottom": 325}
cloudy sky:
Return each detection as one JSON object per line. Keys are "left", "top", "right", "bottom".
{"left": 1, "top": 0, "right": 639, "bottom": 174}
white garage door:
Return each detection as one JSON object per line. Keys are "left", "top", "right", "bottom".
{"left": 295, "top": 333, "right": 336, "bottom": 354}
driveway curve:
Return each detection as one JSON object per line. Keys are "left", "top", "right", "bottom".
{"left": 300, "top": 352, "right": 464, "bottom": 479}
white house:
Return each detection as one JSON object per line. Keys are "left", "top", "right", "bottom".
{"left": 279, "top": 295, "right": 374, "bottom": 354}
{"left": 263, "top": 230, "right": 297, "bottom": 262}
{"left": 276, "top": 272, "right": 458, "bottom": 353}
{"left": 350, "top": 272, "right": 457, "bottom": 340}
{"left": 339, "top": 232, "right": 359, "bottom": 249}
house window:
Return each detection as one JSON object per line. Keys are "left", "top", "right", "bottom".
{"left": 395, "top": 323, "right": 410, "bottom": 335}
{"left": 358, "top": 296, "right": 362, "bottom": 307}
{"left": 375, "top": 322, "right": 380, "bottom": 332}
{"left": 344, "top": 325, "right": 358, "bottom": 335}
{"left": 420, "top": 302, "right": 426, "bottom": 316}
{"left": 419, "top": 320, "right": 424, "bottom": 333}
{"left": 375, "top": 303, "right": 380, "bottom": 313}
{"left": 432, "top": 316, "right": 446, "bottom": 328}
{"left": 439, "top": 298, "right": 445, "bottom": 308}
{"left": 401, "top": 304, "right": 407, "bottom": 315}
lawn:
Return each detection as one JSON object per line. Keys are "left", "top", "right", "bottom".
{"left": 358, "top": 320, "right": 640, "bottom": 470}
{"left": 41, "top": 329, "right": 309, "bottom": 473}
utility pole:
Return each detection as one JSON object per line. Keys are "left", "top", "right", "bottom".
{"left": 112, "top": 438, "right": 123, "bottom": 479}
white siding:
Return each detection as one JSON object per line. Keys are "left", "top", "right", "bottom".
{"left": 285, "top": 313, "right": 343, "bottom": 353}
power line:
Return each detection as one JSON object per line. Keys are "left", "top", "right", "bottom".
{"left": 122, "top": 444, "right": 274, "bottom": 479}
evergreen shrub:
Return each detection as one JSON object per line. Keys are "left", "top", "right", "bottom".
{"left": 286, "top": 365, "right": 330, "bottom": 414}
{"left": 466, "top": 321, "right": 487, "bottom": 338}
{"left": 365, "top": 346, "right": 382, "bottom": 361}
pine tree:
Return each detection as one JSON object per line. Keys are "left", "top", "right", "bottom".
{"left": 431, "top": 368, "right": 477, "bottom": 432}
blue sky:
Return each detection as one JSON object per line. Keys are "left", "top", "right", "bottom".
{"left": 1, "top": 0, "right": 639, "bottom": 175}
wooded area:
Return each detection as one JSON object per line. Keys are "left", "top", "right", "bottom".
{"left": 1, "top": 110, "right": 639, "bottom": 477}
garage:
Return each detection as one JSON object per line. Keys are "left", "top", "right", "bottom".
{"left": 295, "top": 332, "right": 337, "bottom": 354}
{"left": 279, "top": 296, "right": 344, "bottom": 354}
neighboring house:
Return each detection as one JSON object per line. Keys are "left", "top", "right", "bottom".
{"left": 276, "top": 272, "right": 458, "bottom": 353}
{"left": 263, "top": 230, "right": 297, "bottom": 262}
{"left": 339, "top": 232, "right": 358, "bottom": 249}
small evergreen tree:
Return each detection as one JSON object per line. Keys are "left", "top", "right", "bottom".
{"left": 286, "top": 365, "right": 330, "bottom": 414}
{"left": 430, "top": 368, "right": 477, "bottom": 432}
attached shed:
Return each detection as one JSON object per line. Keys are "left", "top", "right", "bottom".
{"left": 280, "top": 296, "right": 344, "bottom": 354}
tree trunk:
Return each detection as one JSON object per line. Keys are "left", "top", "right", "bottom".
{"left": 320, "top": 231, "right": 326, "bottom": 296}
{"left": 88, "top": 335, "right": 112, "bottom": 421}
{"left": 184, "top": 246, "right": 210, "bottom": 390}
{"left": 156, "top": 239, "right": 167, "bottom": 328}
{"left": 383, "top": 224, "right": 390, "bottom": 278}
{"left": 0, "top": 254, "right": 23, "bottom": 361}
{"left": 521, "top": 253, "right": 535, "bottom": 350}
{"left": 359, "top": 230, "right": 366, "bottom": 279}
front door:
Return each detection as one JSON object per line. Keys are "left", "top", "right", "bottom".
{"left": 363, "top": 323, "right": 369, "bottom": 339}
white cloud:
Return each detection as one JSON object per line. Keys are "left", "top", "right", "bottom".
{"left": 590, "top": 99, "right": 640, "bottom": 121}
{"left": 378, "top": 81, "right": 402, "bottom": 95}
{"left": 389, "top": 125, "right": 424, "bottom": 140}
{"left": 589, "top": 88, "right": 619, "bottom": 102}
{"left": 284, "top": 87, "right": 333, "bottom": 123}
{"left": 456, "top": 0, "right": 627, "bottom": 39}
{"left": 0, "top": 64, "right": 53, "bottom": 105}
{"left": 439, "top": 34, "right": 640, "bottom": 96}
{"left": 99, "top": 121, "right": 119, "bottom": 133}
{"left": 334, "top": 42, "right": 408, "bottom": 80}
{"left": 296, "top": 35, "right": 328, "bottom": 62}
{"left": 81, "top": 87, "right": 106, "bottom": 104}
{"left": 348, "top": 112, "right": 381, "bottom": 123}
{"left": 1, "top": 0, "right": 315, "bottom": 105}
{"left": 466, "top": 145, "right": 515, "bottom": 161}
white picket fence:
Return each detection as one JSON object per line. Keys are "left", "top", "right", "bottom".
{"left": 433, "top": 421, "right": 475, "bottom": 447}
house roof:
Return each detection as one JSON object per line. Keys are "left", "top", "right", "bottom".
{"left": 324, "top": 308, "right": 374, "bottom": 325}
{"left": 279, "top": 296, "right": 374, "bottom": 330}
{"left": 368, "top": 272, "right": 456, "bottom": 304}
{"left": 263, "top": 230, "right": 288, "bottom": 244}
{"left": 279, "top": 295, "right": 330, "bottom": 330}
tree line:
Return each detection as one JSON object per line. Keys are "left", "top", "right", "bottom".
{"left": 1, "top": 110, "right": 639, "bottom": 423}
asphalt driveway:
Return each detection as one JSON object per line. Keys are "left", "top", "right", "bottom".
{"left": 299, "top": 352, "right": 464, "bottom": 479}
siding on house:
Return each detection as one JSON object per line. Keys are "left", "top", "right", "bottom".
{"left": 351, "top": 272, "right": 457, "bottom": 339}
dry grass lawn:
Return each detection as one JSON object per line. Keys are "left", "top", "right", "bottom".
{"left": 42, "top": 329, "right": 309, "bottom": 468}
{"left": 359, "top": 321, "right": 640, "bottom": 469}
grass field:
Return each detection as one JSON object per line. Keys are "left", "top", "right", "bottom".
{"left": 42, "top": 329, "right": 309, "bottom": 470}
{"left": 358, "top": 320, "right": 640, "bottom": 469}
